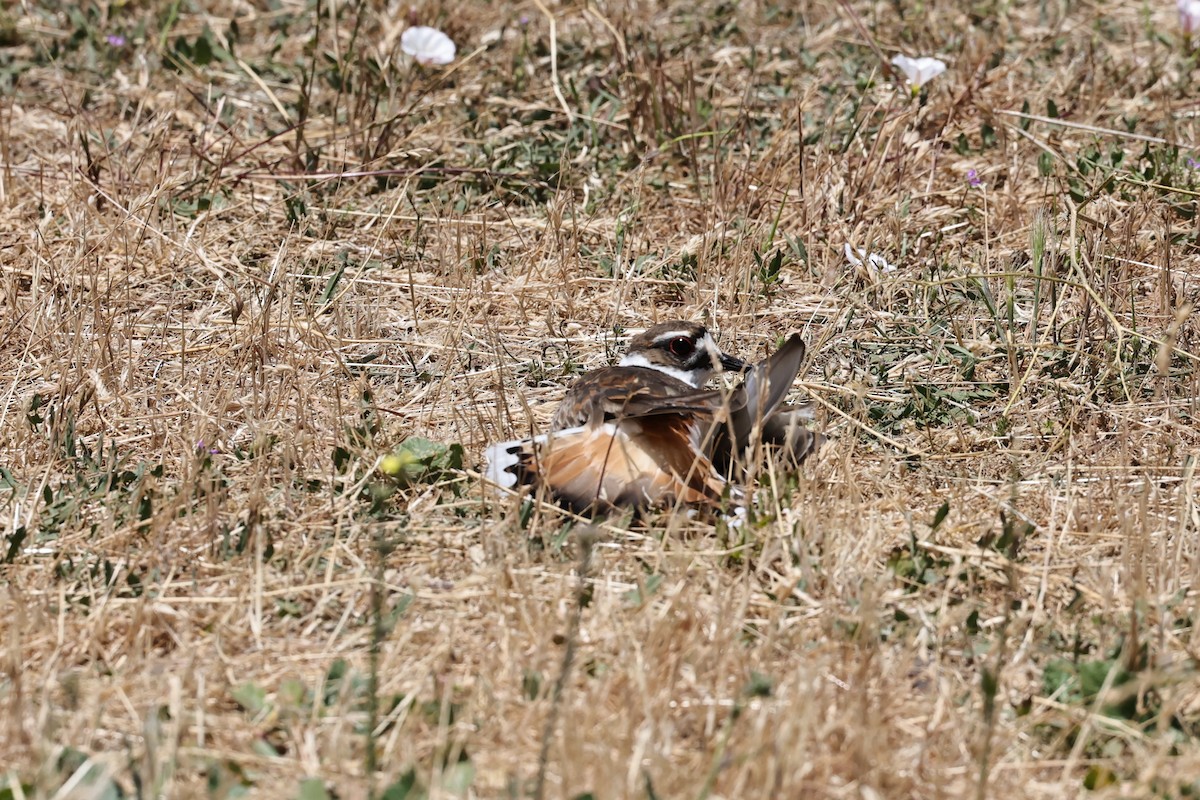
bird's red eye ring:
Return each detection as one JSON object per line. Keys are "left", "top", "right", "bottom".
{"left": 668, "top": 337, "right": 695, "bottom": 357}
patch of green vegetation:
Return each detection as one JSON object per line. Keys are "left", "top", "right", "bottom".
{"left": 380, "top": 769, "right": 422, "bottom": 799}
{"left": 517, "top": 345, "right": 585, "bottom": 387}
{"left": 1031, "top": 620, "right": 1200, "bottom": 774}
{"left": 379, "top": 436, "right": 465, "bottom": 487}
{"left": 205, "top": 758, "right": 256, "bottom": 798}
{"left": 295, "top": 778, "right": 331, "bottom": 800}
{"left": 6, "top": 748, "right": 129, "bottom": 800}
{"left": 0, "top": 778, "right": 36, "bottom": 800}
{"left": 751, "top": 247, "right": 785, "bottom": 298}
{"left": 977, "top": 508, "right": 1032, "bottom": 560}
{"left": 11, "top": 396, "right": 170, "bottom": 548}
{"left": 888, "top": 502, "right": 953, "bottom": 591}
{"left": 854, "top": 332, "right": 1006, "bottom": 436}
{"left": 622, "top": 572, "right": 664, "bottom": 606}
{"left": 1042, "top": 655, "right": 1140, "bottom": 719}
{"left": 166, "top": 28, "right": 224, "bottom": 72}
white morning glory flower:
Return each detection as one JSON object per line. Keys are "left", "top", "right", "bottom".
{"left": 1179, "top": 0, "right": 1200, "bottom": 38}
{"left": 844, "top": 243, "right": 896, "bottom": 274}
{"left": 400, "top": 26, "right": 456, "bottom": 66}
{"left": 891, "top": 55, "right": 947, "bottom": 94}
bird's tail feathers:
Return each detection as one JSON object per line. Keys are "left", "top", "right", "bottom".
{"left": 482, "top": 426, "right": 592, "bottom": 491}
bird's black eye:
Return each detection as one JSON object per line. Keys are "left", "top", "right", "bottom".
{"left": 667, "top": 337, "right": 695, "bottom": 358}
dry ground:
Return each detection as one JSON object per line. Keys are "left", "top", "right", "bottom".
{"left": 3, "top": 0, "right": 1200, "bottom": 797}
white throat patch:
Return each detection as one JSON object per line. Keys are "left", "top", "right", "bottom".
{"left": 618, "top": 352, "right": 702, "bottom": 387}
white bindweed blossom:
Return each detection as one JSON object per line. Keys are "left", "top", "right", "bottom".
{"left": 845, "top": 243, "right": 896, "bottom": 274}
{"left": 1179, "top": 0, "right": 1200, "bottom": 38}
{"left": 890, "top": 54, "right": 947, "bottom": 93}
{"left": 400, "top": 26, "right": 456, "bottom": 66}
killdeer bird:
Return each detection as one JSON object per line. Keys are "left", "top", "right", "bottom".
{"left": 485, "top": 321, "right": 823, "bottom": 513}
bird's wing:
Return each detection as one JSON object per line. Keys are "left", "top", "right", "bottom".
{"left": 552, "top": 367, "right": 720, "bottom": 431}
{"left": 705, "top": 335, "right": 809, "bottom": 469}
{"left": 759, "top": 405, "right": 827, "bottom": 467}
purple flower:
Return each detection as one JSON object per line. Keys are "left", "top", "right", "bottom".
{"left": 967, "top": 169, "right": 982, "bottom": 187}
{"left": 1187, "top": 157, "right": 1200, "bottom": 170}
{"left": 105, "top": 34, "right": 127, "bottom": 47}
{"left": 519, "top": 13, "right": 530, "bottom": 25}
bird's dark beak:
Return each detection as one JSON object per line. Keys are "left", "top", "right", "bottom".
{"left": 719, "top": 351, "right": 750, "bottom": 373}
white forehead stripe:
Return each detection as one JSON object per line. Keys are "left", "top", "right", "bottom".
{"left": 617, "top": 352, "right": 701, "bottom": 387}
{"left": 650, "top": 329, "right": 699, "bottom": 345}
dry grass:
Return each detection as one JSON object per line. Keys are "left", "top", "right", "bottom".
{"left": 3, "top": 0, "right": 1200, "bottom": 797}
